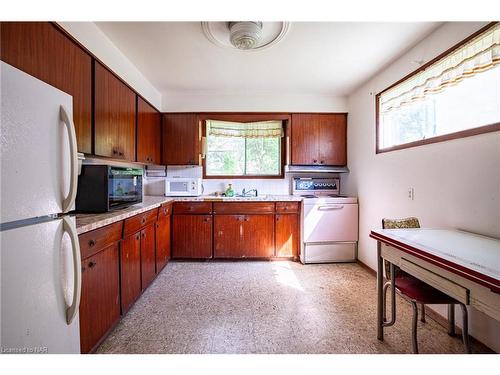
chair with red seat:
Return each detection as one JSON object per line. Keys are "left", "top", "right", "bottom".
{"left": 381, "top": 217, "right": 471, "bottom": 354}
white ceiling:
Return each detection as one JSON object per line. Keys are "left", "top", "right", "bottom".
{"left": 95, "top": 22, "right": 441, "bottom": 99}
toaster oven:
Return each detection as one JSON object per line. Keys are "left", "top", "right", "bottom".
{"left": 76, "top": 165, "right": 143, "bottom": 212}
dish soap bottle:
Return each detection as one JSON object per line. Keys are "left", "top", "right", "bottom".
{"left": 225, "top": 183, "right": 234, "bottom": 197}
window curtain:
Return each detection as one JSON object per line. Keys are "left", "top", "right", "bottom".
{"left": 380, "top": 23, "right": 500, "bottom": 114}
{"left": 206, "top": 120, "right": 284, "bottom": 138}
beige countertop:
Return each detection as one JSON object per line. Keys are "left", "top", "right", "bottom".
{"left": 173, "top": 194, "right": 303, "bottom": 202}
{"left": 75, "top": 196, "right": 174, "bottom": 234}
{"left": 75, "top": 195, "right": 302, "bottom": 234}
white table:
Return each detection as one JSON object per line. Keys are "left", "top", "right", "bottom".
{"left": 370, "top": 228, "right": 500, "bottom": 341}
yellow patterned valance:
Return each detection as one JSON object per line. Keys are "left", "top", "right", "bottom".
{"left": 380, "top": 23, "right": 500, "bottom": 114}
{"left": 206, "top": 120, "right": 284, "bottom": 138}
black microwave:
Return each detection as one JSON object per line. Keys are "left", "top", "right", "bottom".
{"left": 76, "top": 165, "right": 143, "bottom": 213}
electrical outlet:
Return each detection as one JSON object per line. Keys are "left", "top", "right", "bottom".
{"left": 408, "top": 187, "right": 415, "bottom": 200}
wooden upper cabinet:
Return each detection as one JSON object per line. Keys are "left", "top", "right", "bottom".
{"left": 137, "top": 97, "right": 161, "bottom": 164}
{"left": 291, "top": 113, "right": 347, "bottom": 166}
{"left": 162, "top": 113, "right": 200, "bottom": 165}
{"left": 0, "top": 22, "right": 92, "bottom": 153}
{"left": 319, "top": 114, "right": 347, "bottom": 166}
{"left": 290, "top": 114, "right": 320, "bottom": 165}
{"left": 94, "top": 62, "right": 136, "bottom": 161}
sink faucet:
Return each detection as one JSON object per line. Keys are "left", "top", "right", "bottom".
{"left": 241, "top": 188, "right": 258, "bottom": 197}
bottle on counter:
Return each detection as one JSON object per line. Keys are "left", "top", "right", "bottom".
{"left": 225, "top": 183, "right": 234, "bottom": 197}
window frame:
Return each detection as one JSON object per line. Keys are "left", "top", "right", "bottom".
{"left": 200, "top": 113, "right": 289, "bottom": 179}
{"left": 375, "top": 22, "right": 500, "bottom": 154}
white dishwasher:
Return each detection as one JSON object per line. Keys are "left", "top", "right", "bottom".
{"left": 293, "top": 177, "right": 359, "bottom": 263}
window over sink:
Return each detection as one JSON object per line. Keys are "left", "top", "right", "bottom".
{"left": 204, "top": 119, "right": 284, "bottom": 178}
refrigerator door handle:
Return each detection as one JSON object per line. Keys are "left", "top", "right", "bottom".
{"left": 63, "top": 216, "right": 82, "bottom": 325}
{"left": 60, "top": 106, "right": 78, "bottom": 213}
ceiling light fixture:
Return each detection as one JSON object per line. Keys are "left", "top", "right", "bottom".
{"left": 201, "top": 22, "right": 290, "bottom": 52}
{"left": 228, "top": 22, "right": 263, "bottom": 50}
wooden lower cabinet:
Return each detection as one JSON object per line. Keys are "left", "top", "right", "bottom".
{"left": 155, "top": 215, "right": 171, "bottom": 272}
{"left": 275, "top": 214, "right": 300, "bottom": 257}
{"left": 214, "top": 214, "right": 274, "bottom": 258}
{"left": 120, "top": 232, "right": 142, "bottom": 313}
{"left": 214, "top": 215, "right": 244, "bottom": 258}
{"left": 79, "top": 243, "right": 120, "bottom": 354}
{"left": 140, "top": 224, "right": 156, "bottom": 290}
{"left": 172, "top": 214, "right": 212, "bottom": 258}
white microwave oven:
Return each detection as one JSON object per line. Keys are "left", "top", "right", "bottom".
{"left": 165, "top": 178, "right": 203, "bottom": 197}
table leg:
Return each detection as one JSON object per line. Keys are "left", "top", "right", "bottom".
{"left": 377, "top": 241, "right": 384, "bottom": 341}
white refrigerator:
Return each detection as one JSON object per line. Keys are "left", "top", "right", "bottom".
{"left": 0, "top": 61, "right": 81, "bottom": 353}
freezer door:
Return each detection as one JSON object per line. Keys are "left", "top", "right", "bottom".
{"left": 0, "top": 217, "right": 81, "bottom": 353}
{"left": 1, "top": 62, "right": 78, "bottom": 223}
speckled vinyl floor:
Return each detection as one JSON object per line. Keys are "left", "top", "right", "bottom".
{"left": 96, "top": 261, "right": 489, "bottom": 354}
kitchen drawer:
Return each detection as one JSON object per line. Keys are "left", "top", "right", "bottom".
{"left": 276, "top": 202, "right": 300, "bottom": 214}
{"left": 213, "top": 202, "right": 275, "bottom": 215}
{"left": 79, "top": 221, "right": 123, "bottom": 260}
{"left": 123, "top": 208, "right": 158, "bottom": 237}
{"left": 158, "top": 202, "right": 173, "bottom": 219}
{"left": 173, "top": 201, "right": 212, "bottom": 214}
{"left": 400, "top": 258, "right": 469, "bottom": 305}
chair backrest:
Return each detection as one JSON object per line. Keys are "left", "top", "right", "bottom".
{"left": 382, "top": 217, "right": 421, "bottom": 279}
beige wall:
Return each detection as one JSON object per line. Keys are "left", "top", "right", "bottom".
{"left": 343, "top": 21, "right": 500, "bottom": 352}
{"left": 58, "top": 22, "right": 162, "bottom": 109}
{"left": 162, "top": 92, "right": 348, "bottom": 113}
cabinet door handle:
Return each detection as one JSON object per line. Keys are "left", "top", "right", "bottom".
{"left": 276, "top": 215, "right": 280, "bottom": 221}
{"left": 88, "top": 261, "right": 96, "bottom": 268}
{"left": 88, "top": 239, "right": 96, "bottom": 247}
{"left": 320, "top": 160, "right": 325, "bottom": 164}
{"left": 142, "top": 217, "right": 146, "bottom": 224}
{"left": 313, "top": 159, "right": 318, "bottom": 163}
{"left": 136, "top": 234, "right": 140, "bottom": 240}
{"left": 142, "top": 233, "right": 146, "bottom": 239}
